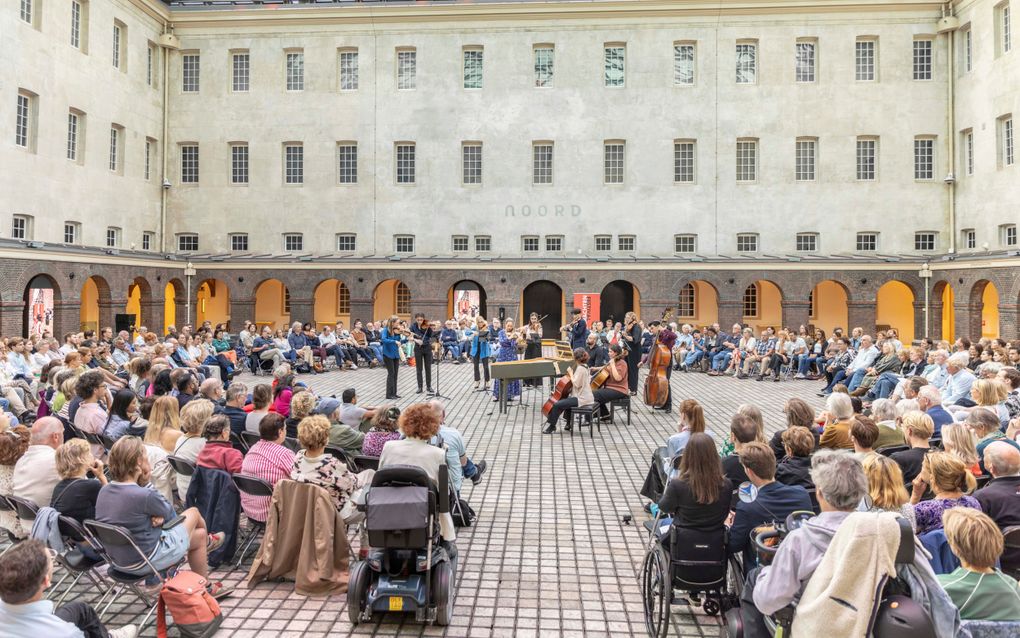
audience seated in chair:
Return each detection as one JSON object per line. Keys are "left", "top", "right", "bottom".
{"left": 656, "top": 433, "right": 731, "bottom": 535}
{"left": 50, "top": 439, "right": 107, "bottom": 526}
{"left": 818, "top": 392, "right": 855, "bottom": 450}
{"left": 910, "top": 451, "right": 980, "bottom": 536}
{"left": 218, "top": 383, "right": 249, "bottom": 438}
{"left": 13, "top": 417, "right": 63, "bottom": 528}
{"left": 768, "top": 398, "right": 819, "bottom": 461}
{"left": 244, "top": 384, "right": 273, "bottom": 435}
{"left": 722, "top": 414, "right": 759, "bottom": 487}
{"left": 937, "top": 508, "right": 1020, "bottom": 620}
{"left": 891, "top": 411, "right": 936, "bottom": 485}
{"left": 428, "top": 401, "right": 488, "bottom": 492}
{"left": 290, "top": 415, "right": 372, "bottom": 524}
{"left": 0, "top": 421, "right": 31, "bottom": 539}
{"left": 195, "top": 415, "right": 243, "bottom": 475}
{"left": 974, "top": 442, "right": 1020, "bottom": 570}
{"left": 316, "top": 396, "right": 365, "bottom": 455}
{"left": 774, "top": 427, "right": 815, "bottom": 489}
{"left": 361, "top": 406, "right": 403, "bottom": 458}
{"left": 239, "top": 413, "right": 295, "bottom": 524}
{"left": 861, "top": 454, "right": 916, "bottom": 530}
{"left": 172, "top": 399, "right": 212, "bottom": 497}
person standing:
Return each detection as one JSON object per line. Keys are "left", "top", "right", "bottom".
{"left": 561, "top": 308, "right": 589, "bottom": 351}
{"left": 411, "top": 313, "right": 435, "bottom": 395}
{"left": 652, "top": 321, "right": 677, "bottom": 414}
{"left": 523, "top": 313, "right": 544, "bottom": 388}
{"left": 492, "top": 318, "right": 521, "bottom": 403}
{"left": 381, "top": 316, "right": 405, "bottom": 400}
{"left": 471, "top": 317, "right": 492, "bottom": 391}
{"left": 622, "top": 312, "right": 642, "bottom": 395}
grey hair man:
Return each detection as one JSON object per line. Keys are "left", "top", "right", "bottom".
{"left": 975, "top": 442, "right": 1020, "bottom": 568}
{"left": 870, "top": 399, "right": 904, "bottom": 450}
{"left": 12, "top": 417, "right": 64, "bottom": 517}
{"left": 942, "top": 354, "right": 976, "bottom": 406}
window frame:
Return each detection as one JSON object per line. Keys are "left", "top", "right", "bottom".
{"left": 474, "top": 235, "right": 492, "bottom": 252}
{"left": 674, "top": 234, "right": 697, "bottom": 254}
{"left": 394, "top": 234, "right": 415, "bottom": 254}
{"left": 736, "top": 40, "right": 758, "bottom": 84}
{"left": 336, "top": 233, "right": 357, "bottom": 252}
{"left": 736, "top": 233, "right": 759, "bottom": 253}
{"left": 795, "top": 38, "right": 817, "bottom": 83}
{"left": 283, "top": 143, "right": 304, "bottom": 185}
{"left": 106, "top": 227, "right": 121, "bottom": 248}
{"left": 396, "top": 47, "right": 417, "bottom": 91}
{"left": 545, "top": 235, "right": 564, "bottom": 252}
{"left": 998, "top": 115, "right": 1014, "bottom": 168}
{"left": 177, "top": 233, "right": 199, "bottom": 252}
{"left": 522, "top": 235, "right": 540, "bottom": 253}
{"left": 182, "top": 52, "right": 200, "bottom": 93}
{"left": 231, "top": 50, "right": 250, "bottom": 93}
{"left": 395, "top": 142, "right": 416, "bottom": 185}
{"left": 230, "top": 233, "right": 249, "bottom": 252}
{"left": 179, "top": 143, "right": 199, "bottom": 184}
{"left": 914, "top": 231, "right": 938, "bottom": 252}
{"left": 855, "top": 37, "right": 877, "bottom": 81}
{"left": 604, "top": 43, "right": 626, "bottom": 88}
{"left": 230, "top": 142, "right": 249, "bottom": 185}
{"left": 534, "top": 44, "right": 554, "bottom": 88}
{"left": 795, "top": 137, "right": 817, "bottom": 181}
{"left": 736, "top": 138, "right": 758, "bottom": 183}
{"left": 451, "top": 235, "right": 469, "bottom": 252}
{"left": 532, "top": 141, "right": 553, "bottom": 185}
{"left": 673, "top": 41, "right": 696, "bottom": 86}
{"left": 286, "top": 49, "right": 305, "bottom": 92}
{"left": 1000, "top": 224, "right": 1018, "bottom": 247}
{"left": 603, "top": 140, "right": 625, "bottom": 184}
{"left": 677, "top": 283, "right": 696, "bottom": 318}
{"left": 11, "top": 214, "right": 32, "bottom": 241}
{"left": 617, "top": 235, "right": 636, "bottom": 252}
{"left": 339, "top": 48, "right": 359, "bottom": 91}
{"left": 795, "top": 232, "right": 819, "bottom": 253}
{"left": 337, "top": 142, "right": 358, "bottom": 185}
{"left": 283, "top": 232, "right": 304, "bottom": 252}
{"left": 674, "top": 139, "right": 696, "bottom": 183}
{"left": 743, "top": 283, "right": 759, "bottom": 319}
{"left": 463, "top": 46, "right": 483, "bottom": 90}
{"left": 856, "top": 136, "right": 878, "bottom": 181}
{"left": 63, "top": 221, "right": 81, "bottom": 245}
{"left": 462, "top": 142, "right": 482, "bottom": 185}
{"left": 913, "top": 136, "right": 936, "bottom": 181}
{"left": 109, "top": 124, "right": 124, "bottom": 175}
{"left": 855, "top": 232, "right": 879, "bottom": 252}
{"left": 594, "top": 235, "right": 612, "bottom": 252}
{"left": 912, "top": 38, "right": 934, "bottom": 81}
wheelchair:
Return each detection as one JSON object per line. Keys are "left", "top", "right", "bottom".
{"left": 640, "top": 514, "right": 743, "bottom": 638}
{"left": 347, "top": 464, "right": 457, "bottom": 626}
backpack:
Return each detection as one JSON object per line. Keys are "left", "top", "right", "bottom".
{"left": 156, "top": 571, "right": 223, "bottom": 638}
{"left": 453, "top": 497, "right": 477, "bottom": 528}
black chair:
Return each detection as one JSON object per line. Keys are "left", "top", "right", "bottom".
{"left": 608, "top": 396, "right": 632, "bottom": 425}
{"left": 6, "top": 495, "right": 40, "bottom": 523}
{"left": 230, "top": 474, "right": 274, "bottom": 570}
{"left": 326, "top": 445, "right": 356, "bottom": 472}
{"left": 240, "top": 431, "right": 261, "bottom": 449}
{"left": 805, "top": 488, "right": 821, "bottom": 515}
{"left": 283, "top": 437, "right": 301, "bottom": 452}
{"left": 1002, "top": 526, "right": 1020, "bottom": 580}
{"left": 229, "top": 430, "right": 248, "bottom": 452}
{"left": 566, "top": 405, "right": 598, "bottom": 437}
{"left": 928, "top": 437, "right": 942, "bottom": 449}
{"left": 878, "top": 444, "right": 909, "bottom": 457}
{"left": 0, "top": 495, "right": 24, "bottom": 550}
{"left": 51, "top": 516, "right": 109, "bottom": 606}
{"left": 81, "top": 430, "right": 107, "bottom": 450}
{"left": 167, "top": 455, "right": 196, "bottom": 477}
{"left": 352, "top": 455, "right": 379, "bottom": 472}
{"left": 975, "top": 474, "right": 991, "bottom": 490}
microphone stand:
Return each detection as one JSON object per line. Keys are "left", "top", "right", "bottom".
{"left": 429, "top": 331, "right": 450, "bottom": 400}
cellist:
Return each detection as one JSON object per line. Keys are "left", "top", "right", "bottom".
{"left": 542, "top": 348, "right": 595, "bottom": 435}
{"left": 592, "top": 343, "right": 629, "bottom": 422}
{"left": 651, "top": 321, "right": 677, "bottom": 414}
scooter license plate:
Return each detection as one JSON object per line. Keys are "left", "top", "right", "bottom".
{"left": 388, "top": 597, "right": 404, "bottom": 611}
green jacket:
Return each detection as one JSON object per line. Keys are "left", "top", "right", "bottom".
{"left": 936, "top": 568, "right": 1020, "bottom": 620}
{"left": 328, "top": 422, "right": 365, "bottom": 455}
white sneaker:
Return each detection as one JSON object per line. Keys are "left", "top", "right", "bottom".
{"left": 109, "top": 625, "right": 138, "bottom": 638}
{"left": 350, "top": 364, "right": 358, "bottom": 370}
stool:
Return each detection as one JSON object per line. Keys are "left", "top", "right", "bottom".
{"left": 566, "top": 405, "right": 598, "bottom": 437}
{"left": 608, "top": 396, "right": 631, "bottom": 425}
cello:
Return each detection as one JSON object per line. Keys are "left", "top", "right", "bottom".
{"left": 542, "top": 374, "right": 573, "bottom": 417}
{"left": 643, "top": 332, "right": 670, "bottom": 408}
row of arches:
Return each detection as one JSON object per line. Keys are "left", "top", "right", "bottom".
{"left": 18, "top": 272, "right": 1007, "bottom": 342}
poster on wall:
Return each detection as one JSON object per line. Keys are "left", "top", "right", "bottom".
{"left": 454, "top": 289, "right": 481, "bottom": 319}
{"left": 572, "top": 293, "right": 601, "bottom": 327}
{"left": 28, "top": 287, "right": 54, "bottom": 338}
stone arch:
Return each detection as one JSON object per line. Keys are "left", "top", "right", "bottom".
{"left": 522, "top": 280, "right": 564, "bottom": 338}
{"left": 809, "top": 280, "right": 850, "bottom": 336}
{"left": 163, "top": 279, "right": 185, "bottom": 335}
{"left": 932, "top": 280, "right": 955, "bottom": 342}
{"left": 373, "top": 279, "right": 411, "bottom": 321}
{"left": 449, "top": 280, "right": 487, "bottom": 320}
{"left": 197, "top": 278, "right": 231, "bottom": 329}
{"left": 970, "top": 279, "right": 1000, "bottom": 339}
{"left": 125, "top": 276, "right": 153, "bottom": 333}
{"left": 23, "top": 274, "right": 61, "bottom": 338}
{"left": 80, "top": 275, "right": 112, "bottom": 334}
{"left": 876, "top": 280, "right": 916, "bottom": 345}
{"left": 253, "top": 278, "right": 289, "bottom": 331}
{"left": 675, "top": 280, "right": 719, "bottom": 328}
{"left": 599, "top": 279, "right": 639, "bottom": 325}
{"left": 313, "top": 278, "right": 351, "bottom": 329}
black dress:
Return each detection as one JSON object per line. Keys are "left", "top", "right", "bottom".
{"left": 625, "top": 323, "right": 642, "bottom": 393}
{"left": 524, "top": 327, "right": 543, "bottom": 387}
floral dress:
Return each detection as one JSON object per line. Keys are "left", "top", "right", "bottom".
{"left": 291, "top": 450, "right": 360, "bottom": 512}
{"left": 492, "top": 329, "right": 521, "bottom": 400}
{"left": 914, "top": 495, "right": 981, "bottom": 536}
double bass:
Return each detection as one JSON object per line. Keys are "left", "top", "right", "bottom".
{"left": 643, "top": 332, "right": 670, "bottom": 408}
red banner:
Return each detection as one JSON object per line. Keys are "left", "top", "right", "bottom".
{"left": 572, "top": 293, "right": 601, "bottom": 326}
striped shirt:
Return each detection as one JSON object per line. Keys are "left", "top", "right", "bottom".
{"left": 239, "top": 440, "right": 295, "bottom": 523}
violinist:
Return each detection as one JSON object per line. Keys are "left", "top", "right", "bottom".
{"left": 621, "top": 311, "right": 642, "bottom": 395}
{"left": 523, "top": 313, "right": 544, "bottom": 388}
{"left": 560, "top": 308, "right": 589, "bottom": 351}
{"left": 593, "top": 343, "right": 629, "bottom": 421}
{"left": 543, "top": 348, "right": 595, "bottom": 434}
{"left": 470, "top": 316, "right": 492, "bottom": 391}
{"left": 410, "top": 312, "right": 435, "bottom": 395}
{"left": 652, "top": 321, "right": 677, "bottom": 414}
{"left": 380, "top": 316, "right": 406, "bottom": 400}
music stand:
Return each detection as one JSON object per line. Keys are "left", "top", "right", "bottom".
{"left": 429, "top": 345, "right": 451, "bottom": 400}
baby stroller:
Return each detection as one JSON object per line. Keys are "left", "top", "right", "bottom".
{"left": 348, "top": 464, "right": 456, "bottom": 626}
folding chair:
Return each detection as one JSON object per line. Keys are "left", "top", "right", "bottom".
{"left": 230, "top": 474, "right": 274, "bottom": 569}
{"left": 0, "top": 495, "right": 24, "bottom": 553}
{"left": 352, "top": 455, "right": 379, "bottom": 472}
{"left": 229, "top": 430, "right": 248, "bottom": 453}
{"left": 51, "top": 516, "right": 110, "bottom": 606}
{"left": 84, "top": 520, "right": 183, "bottom": 629}
{"left": 240, "top": 431, "right": 261, "bottom": 449}
{"left": 167, "top": 455, "right": 196, "bottom": 477}
{"left": 325, "top": 445, "right": 357, "bottom": 472}
{"left": 6, "top": 495, "right": 40, "bottom": 524}
{"left": 283, "top": 437, "right": 301, "bottom": 452}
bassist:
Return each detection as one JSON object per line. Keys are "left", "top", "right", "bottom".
{"left": 651, "top": 321, "right": 676, "bottom": 414}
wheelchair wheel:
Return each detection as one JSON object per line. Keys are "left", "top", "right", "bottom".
{"left": 641, "top": 544, "right": 672, "bottom": 638}
{"left": 703, "top": 597, "right": 721, "bottom": 616}
{"left": 347, "top": 560, "right": 370, "bottom": 625}
{"left": 432, "top": 561, "right": 454, "bottom": 626}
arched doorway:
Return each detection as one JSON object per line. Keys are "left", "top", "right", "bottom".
{"left": 600, "top": 280, "right": 639, "bottom": 324}
{"left": 449, "top": 280, "right": 486, "bottom": 320}
{"left": 876, "top": 280, "right": 915, "bottom": 345}
{"left": 163, "top": 280, "right": 184, "bottom": 335}
{"left": 254, "top": 279, "right": 289, "bottom": 330}
{"left": 743, "top": 280, "right": 782, "bottom": 332}
{"left": 196, "top": 279, "right": 230, "bottom": 328}
{"left": 24, "top": 274, "right": 59, "bottom": 338}
{"left": 373, "top": 279, "right": 411, "bottom": 321}
{"left": 80, "top": 276, "right": 111, "bottom": 334}
{"left": 972, "top": 280, "right": 1000, "bottom": 339}
{"left": 521, "top": 280, "right": 563, "bottom": 338}
{"left": 314, "top": 279, "right": 351, "bottom": 329}
{"left": 809, "top": 281, "right": 849, "bottom": 335}
{"left": 676, "top": 281, "right": 718, "bottom": 327}
{"left": 124, "top": 277, "right": 151, "bottom": 334}
{"left": 934, "top": 281, "right": 955, "bottom": 342}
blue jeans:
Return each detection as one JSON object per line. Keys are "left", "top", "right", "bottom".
{"left": 868, "top": 372, "right": 901, "bottom": 399}
{"left": 443, "top": 343, "right": 461, "bottom": 359}
{"left": 847, "top": 369, "right": 868, "bottom": 392}
{"left": 463, "top": 458, "right": 478, "bottom": 478}
{"left": 684, "top": 350, "right": 705, "bottom": 367}
{"left": 712, "top": 351, "right": 733, "bottom": 371}
{"left": 283, "top": 350, "right": 297, "bottom": 362}
{"left": 369, "top": 344, "right": 384, "bottom": 362}
{"left": 823, "top": 369, "right": 848, "bottom": 393}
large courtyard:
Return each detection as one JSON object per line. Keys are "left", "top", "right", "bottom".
{"left": 66, "top": 362, "right": 824, "bottom": 638}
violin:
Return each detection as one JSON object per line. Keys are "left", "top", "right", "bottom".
{"left": 643, "top": 330, "right": 670, "bottom": 408}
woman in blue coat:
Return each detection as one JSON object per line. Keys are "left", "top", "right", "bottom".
{"left": 471, "top": 316, "right": 492, "bottom": 391}
{"left": 492, "top": 318, "right": 521, "bottom": 402}
{"left": 381, "top": 315, "right": 406, "bottom": 399}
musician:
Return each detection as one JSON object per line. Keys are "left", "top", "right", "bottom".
{"left": 380, "top": 316, "right": 406, "bottom": 400}
{"left": 585, "top": 334, "right": 609, "bottom": 367}
{"left": 543, "top": 348, "right": 595, "bottom": 434}
{"left": 523, "top": 313, "right": 544, "bottom": 388}
{"left": 593, "top": 344, "right": 629, "bottom": 420}
{"left": 410, "top": 313, "right": 436, "bottom": 395}
{"left": 492, "top": 318, "right": 521, "bottom": 402}
{"left": 561, "top": 308, "right": 589, "bottom": 351}
{"left": 652, "top": 321, "right": 677, "bottom": 414}
{"left": 470, "top": 316, "right": 492, "bottom": 391}
{"left": 621, "top": 312, "right": 642, "bottom": 395}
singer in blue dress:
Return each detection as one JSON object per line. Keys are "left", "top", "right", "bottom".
{"left": 492, "top": 318, "right": 521, "bottom": 402}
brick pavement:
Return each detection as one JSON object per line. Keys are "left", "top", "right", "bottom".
{"left": 36, "top": 361, "right": 826, "bottom": 637}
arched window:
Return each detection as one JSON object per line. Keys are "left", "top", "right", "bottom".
{"left": 396, "top": 282, "right": 411, "bottom": 315}
{"left": 337, "top": 282, "right": 350, "bottom": 315}
{"left": 677, "top": 283, "right": 696, "bottom": 318}
{"left": 743, "top": 284, "right": 759, "bottom": 318}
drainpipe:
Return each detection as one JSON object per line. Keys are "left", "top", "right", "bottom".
{"left": 919, "top": 262, "right": 933, "bottom": 338}
{"left": 939, "top": 6, "right": 959, "bottom": 254}
{"left": 157, "top": 26, "right": 181, "bottom": 254}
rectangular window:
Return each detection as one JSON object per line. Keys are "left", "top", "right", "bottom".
{"left": 397, "top": 48, "right": 416, "bottom": 90}
{"left": 962, "top": 229, "right": 976, "bottom": 249}
{"left": 339, "top": 49, "right": 359, "bottom": 90}
{"left": 286, "top": 51, "right": 304, "bottom": 91}
{"left": 230, "top": 234, "right": 248, "bottom": 252}
{"left": 182, "top": 53, "right": 200, "bottom": 92}
{"left": 962, "top": 129, "right": 974, "bottom": 175}
{"left": 462, "top": 143, "right": 482, "bottom": 185}
{"left": 855, "top": 38, "right": 876, "bottom": 81}
{"left": 963, "top": 27, "right": 973, "bottom": 73}
{"left": 64, "top": 222, "right": 80, "bottom": 244}
{"left": 144, "top": 138, "right": 154, "bottom": 180}
{"left": 395, "top": 235, "right": 415, "bottom": 254}
{"left": 106, "top": 227, "right": 120, "bottom": 248}
{"left": 284, "top": 144, "right": 303, "bottom": 184}
{"left": 11, "top": 215, "right": 31, "bottom": 240}
{"left": 795, "top": 138, "right": 817, "bottom": 181}
{"left": 284, "top": 233, "right": 303, "bottom": 252}
{"left": 604, "top": 141, "right": 625, "bottom": 184}
{"left": 463, "top": 47, "right": 483, "bottom": 89}
{"left": 21, "top": 0, "right": 32, "bottom": 24}
{"left": 1002, "top": 224, "right": 1018, "bottom": 247}
{"left": 473, "top": 236, "right": 491, "bottom": 252}
{"left": 147, "top": 43, "right": 156, "bottom": 87}
{"left": 796, "top": 233, "right": 818, "bottom": 252}
{"left": 856, "top": 232, "right": 878, "bottom": 252}
{"left": 914, "top": 137, "right": 935, "bottom": 180}
{"left": 452, "top": 235, "right": 469, "bottom": 252}
{"left": 674, "top": 234, "right": 697, "bottom": 254}
{"left": 109, "top": 125, "right": 122, "bottom": 173}
{"left": 678, "top": 284, "right": 696, "bottom": 317}
{"left": 999, "top": 2, "right": 1012, "bottom": 55}
{"left": 605, "top": 44, "right": 625, "bottom": 87}
{"left": 736, "top": 139, "right": 757, "bottom": 182}
{"left": 999, "top": 115, "right": 1014, "bottom": 167}
{"left": 545, "top": 236, "right": 563, "bottom": 252}
{"left": 180, "top": 144, "right": 199, "bottom": 183}
{"left": 914, "top": 232, "right": 937, "bottom": 252}
{"left": 522, "top": 236, "right": 539, "bottom": 252}
{"left": 71, "top": 1, "right": 82, "bottom": 49}
{"left": 66, "top": 111, "right": 79, "bottom": 161}
{"left": 856, "top": 137, "right": 877, "bottom": 180}
{"left": 737, "top": 233, "right": 758, "bottom": 252}
{"left": 618, "top": 235, "right": 635, "bottom": 251}
{"left": 232, "top": 52, "right": 250, "bottom": 92}
{"left": 795, "top": 40, "right": 816, "bottom": 82}
{"left": 177, "top": 234, "right": 198, "bottom": 252}
{"left": 112, "top": 22, "right": 122, "bottom": 69}
{"left": 337, "top": 143, "right": 357, "bottom": 184}
{"left": 395, "top": 143, "right": 415, "bottom": 184}
{"left": 736, "top": 41, "right": 757, "bottom": 84}
{"left": 534, "top": 45, "right": 554, "bottom": 87}
{"left": 913, "top": 39, "right": 933, "bottom": 80}
{"left": 336, "top": 233, "right": 356, "bottom": 252}
{"left": 673, "top": 42, "right": 695, "bottom": 85}
{"left": 142, "top": 231, "right": 153, "bottom": 251}
{"left": 533, "top": 142, "right": 553, "bottom": 184}
{"left": 743, "top": 284, "right": 759, "bottom": 318}
{"left": 674, "top": 140, "right": 696, "bottom": 183}
{"left": 231, "top": 143, "right": 249, "bottom": 184}
{"left": 15, "top": 93, "right": 31, "bottom": 148}
{"left": 595, "top": 235, "right": 612, "bottom": 251}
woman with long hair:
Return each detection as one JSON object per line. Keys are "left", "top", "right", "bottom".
{"left": 380, "top": 316, "right": 405, "bottom": 400}
{"left": 657, "top": 432, "right": 731, "bottom": 531}
{"left": 769, "top": 398, "right": 818, "bottom": 460}
{"left": 492, "top": 318, "right": 521, "bottom": 402}
{"left": 272, "top": 373, "right": 296, "bottom": 417}
{"left": 523, "top": 312, "right": 544, "bottom": 388}
{"left": 146, "top": 395, "right": 182, "bottom": 453}
{"left": 103, "top": 388, "right": 145, "bottom": 440}
{"left": 911, "top": 451, "right": 980, "bottom": 535}
{"left": 941, "top": 423, "right": 982, "bottom": 476}
{"left": 862, "top": 454, "right": 916, "bottom": 530}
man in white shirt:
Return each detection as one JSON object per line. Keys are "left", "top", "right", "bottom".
{"left": 110, "top": 338, "right": 132, "bottom": 368}
{"left": 133, "top": 327, "right": 148, "bottom": 348}
{"left": 845, "top": 335, "right": 879, "bottom": 392}
{"left": 942, "top": 354, "right": 977, "bottom": 406}
{"left": 12, "top": 417, "right": 62, "bottom": 526}
{"left": 58, "top": 333, "right": 80, "bottom": 356}
{"left": 6, "top": 339, "right": 36, "bottom": 380}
